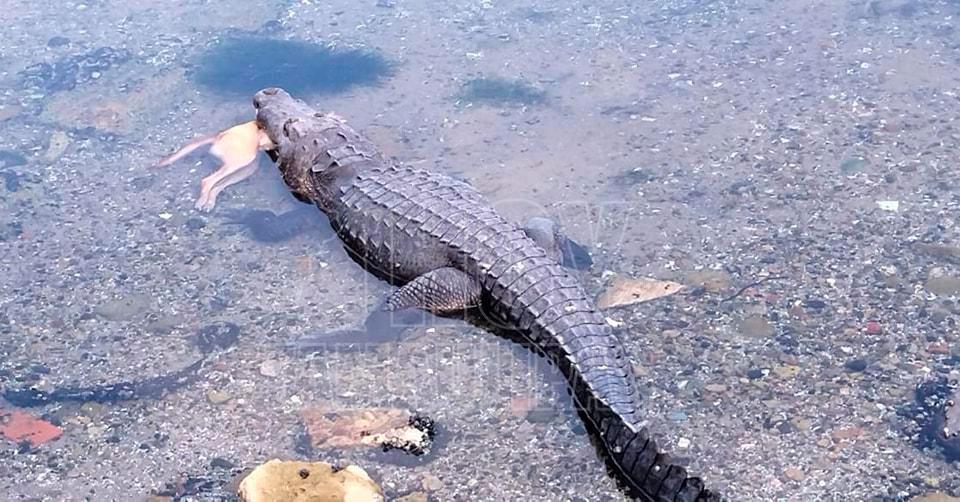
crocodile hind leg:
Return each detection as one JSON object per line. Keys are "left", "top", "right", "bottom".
{"left": 522, "top": 217, "right": 592, "bottom": 270}
{"left": 288, "top": 267, "right": 482, "bottom": 353}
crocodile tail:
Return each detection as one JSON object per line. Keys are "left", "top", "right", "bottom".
{"left": 575, "top": 382, "right": 721, "bottom": 501}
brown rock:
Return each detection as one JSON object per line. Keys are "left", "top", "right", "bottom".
{"left": 237, "top": 459, "right": 383, "bottom": 502}
{"left": 704, "top": 384, "right": 728, "bottom": 393}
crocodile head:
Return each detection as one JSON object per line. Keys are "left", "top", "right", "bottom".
{"left": 253, "top": 87, "right": 343, "bottom": 204}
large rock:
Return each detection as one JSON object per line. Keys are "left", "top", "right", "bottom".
{"left": 238, "top": 459, "right": 383, "bottom": 502}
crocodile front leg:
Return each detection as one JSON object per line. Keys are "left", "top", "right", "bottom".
{"left": 288, "top": 267, "right": 482, "bottom": 353}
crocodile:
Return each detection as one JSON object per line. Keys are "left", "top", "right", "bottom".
{"left": 242, "top": 87, "right": 719, "bottom": 501}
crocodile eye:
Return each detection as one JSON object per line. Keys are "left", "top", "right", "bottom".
{"left": 283, "top": 118, "right": 300, "bottom": 138}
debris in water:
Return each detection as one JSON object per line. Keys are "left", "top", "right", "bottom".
{"left": 0, "top": 408, "right": 62, "bottom": 447}
{"left": 596, "top": 275, "right": 684, "bottom": 309}
{"left": 300, "top": 406, "right": 435, "bottom": 455}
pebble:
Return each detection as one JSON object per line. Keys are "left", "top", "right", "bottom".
{"left": 421, "top": 474, "right": 443, "bottom": 492}
{"left": 844, "top": 359, "right": 868, "bottom": 372}
{"left": 94, "top": 293, "right": 152, "bottom": 321}
{"left": 773, "top": 365, "right": 800, "bottom": 379}
{"left": 43, "top": 130, "right": 71, "bottom": 161}
{"left": 704, "top": 384, "right": 728, "bottom": 393}
{"left": 184, "top": 217, "right": 206, "bottom": 231}
{"left": 525, "top": 408, "right": 558, "bottom": 424}
{"left": 783, "top": 467, "right": 806, "bottom": 482}
{"left": 677, "top": 437, "right": 691, "bottom": 449}
{"left": 196, "top": 322, "right": 240, "bottom": 353}
{"left": 258, "top": 359, "right": 282, "bottom": 378}
{"left": 206, "top": 390, "right": 232, "bottom": 405}
{"left": 738, "top": 315, "right": 774, "bottom": 338}
{"left": 746, "top": 368, "right": 766, "bottom": 380}
{"left": 145, "top": 313, "right": 185, "bottom": 334}
{"left": 831, "top": 426, "right": 862, "bottom": 441}
{"left": 926, "top": 276, "right": 960, "bottom": 296}
{"left": 685, "top": 270, "right": 731, "bottom": 292}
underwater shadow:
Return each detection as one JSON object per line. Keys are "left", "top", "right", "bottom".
{"left": 193, "top": 37, "right": 394, "bottom": 97}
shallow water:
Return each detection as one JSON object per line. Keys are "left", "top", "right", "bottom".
{"left": 1, "top": 0, "right": 959, "bottom": 500}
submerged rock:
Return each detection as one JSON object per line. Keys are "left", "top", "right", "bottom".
{"left": 458, "top": 77, "right": 547, "bottom": 106}
{"left": 237, "top": 459, "right": 383, "bottom": 502}
{"left": 926, "top": 276, "right": 960, "bottom": 297}
{"left": 94, "top": 293, "right": 153, "bottom": 321}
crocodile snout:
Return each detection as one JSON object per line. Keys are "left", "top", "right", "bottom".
{"left": 253, "top": 87, "right": 284, "bottom": 109}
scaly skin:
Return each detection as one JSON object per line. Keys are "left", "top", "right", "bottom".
{"left": 253, "top": 87, "right": 720, "bottom": 501}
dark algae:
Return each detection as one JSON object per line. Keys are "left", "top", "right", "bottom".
{"left": 3, "top": 359, "right": 205, "bottom": 407}
{"left": 193, "top": 37, "right": 393, "bottom": 96}
{"left": 18, "top": 47, "right": 131, "bottom": 93}
{"left": 2, "top": 323, "right": 240, "bottom": 407}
